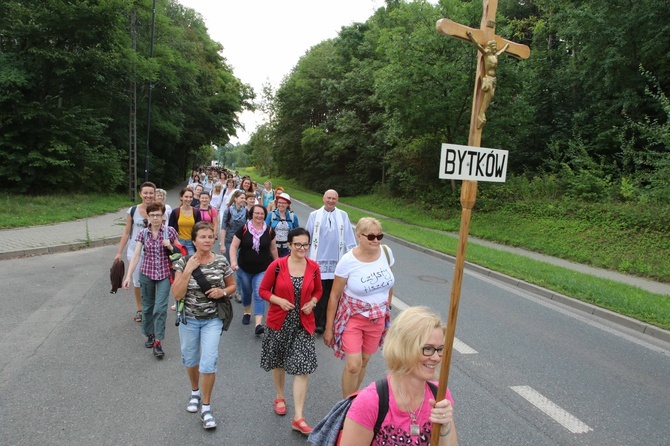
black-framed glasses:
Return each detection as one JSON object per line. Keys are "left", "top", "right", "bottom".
{"left": 291, "top": 243, "right": 311, "bottom": 250}
{"left": 361, "top": 233, "right": 384, "bottom": 241}
{"left": 422, "top": 346, "right": 444, "bottom": 357}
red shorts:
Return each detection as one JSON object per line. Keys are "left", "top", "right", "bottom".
{"left": 341, "top": 313, "right": 385, "bottom": 356}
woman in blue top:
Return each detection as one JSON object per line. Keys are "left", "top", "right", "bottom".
{"left": 262, "top": 180, "right": 275, "bottom": 210}
{"left": 265, "top": 193, "right": 299, "bottom": 258}
{"left": 219, "top": 190, "right": 248, "bottom": 303}
{"left": 219, "top": 190, "right": 248, "bottom": 259}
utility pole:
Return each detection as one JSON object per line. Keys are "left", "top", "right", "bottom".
{"left": 144, "top": 0, "right": 157, "bottom": 181}
{"left": 128, "top": 9, "right": 137, "bottom": 201}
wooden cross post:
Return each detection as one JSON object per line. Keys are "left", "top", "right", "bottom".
{"left": 431, "top": 1, "right": 529, "bottom": 444}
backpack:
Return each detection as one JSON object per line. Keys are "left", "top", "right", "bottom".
{"left": 270, "top": 209, "right": 297, "bottom": 229}
{"left": 308, "top": 379, "right": 438, "bottom": 445}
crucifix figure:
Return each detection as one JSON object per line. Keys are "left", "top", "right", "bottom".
{"left": 430, "top": 2, "right": 530, "bottom": 445}
{"left": 437, "top": 0, "right": 530, "bottom": 139}
{"left": 467, "top": 31, "right": 509, "bottom": 128}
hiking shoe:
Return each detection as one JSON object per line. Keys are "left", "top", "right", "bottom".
{"left": 201, "top": 410, "right": 217, "bottom": 429}
{"left": 186, "top": 395, "right": 201, "bottom": 413}
{"left": 145, "top": 333, "right": 155, "bottom": 348}
{"left": 153, "top": 340, "right": 164, "bottom": 358}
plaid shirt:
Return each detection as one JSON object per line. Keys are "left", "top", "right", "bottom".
{"left": 332, "top": 292, "right": 390, "bottom": 359}
{"left": 135, "top": 226, "right": 178, "bottom": 280}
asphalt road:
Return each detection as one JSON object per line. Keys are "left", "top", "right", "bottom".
{"left": 1, "top": 199, "right": 668, "bottom": 445}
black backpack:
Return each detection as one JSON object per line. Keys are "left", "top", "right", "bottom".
{"left": 308, "top": 379, "right": 437, "bottom": 445}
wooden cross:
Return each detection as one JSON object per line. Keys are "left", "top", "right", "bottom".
{"left": 431, "top": 2, "right": 529, "bottom": 444}
{"left": 437, "top": 0, "right": 530, "bottom": 138}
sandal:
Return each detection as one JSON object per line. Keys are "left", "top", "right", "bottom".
{"left": 273, "top": 398, "right": 286, "bottom": 416}
{"left": 201, "top": 410, "right": 217, "bottom": 429}
{"left": 134, "top": 310, "right": 142, "bottom": 323}
{"left": 291, "top": 417, "right": 312, "bottom": 435}
{"left": 186, "top": 395, "right": 201, "bottom": 413}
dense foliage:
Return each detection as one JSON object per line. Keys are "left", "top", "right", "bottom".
{"left": 249, "top": 0, "right": 669, "bottom": 206}
{"left": 0, "top": 0, "right": 252, "bottom": 193}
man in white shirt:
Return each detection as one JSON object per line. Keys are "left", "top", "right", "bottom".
{"left": 305, "top": 189, "right": 357, "bottom": 333}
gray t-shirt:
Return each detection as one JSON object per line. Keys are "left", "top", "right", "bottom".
{"left": 174, "top": 254, "right": 233, "bottom": 319}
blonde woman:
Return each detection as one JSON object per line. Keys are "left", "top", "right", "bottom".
{"left": 324, "top": 217, "right": 394, "bottom": 398}
{"left": 155, "top": 188, "right": 172, "bottom": 222}
{"left": 340, "top": 306, "right": 458, "bottom": 445}
{"left": 262, "top": 180, "right": 275, "bottom": 211}
{"left": 210, "top": 181, "right": 225, "bottom": 212}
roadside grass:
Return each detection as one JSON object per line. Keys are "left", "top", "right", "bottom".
{"left": 241, "top": 168, "right": 670, "bottom": 330}
{"left": 0, "top": 193, "right": 131, "bottom": 229}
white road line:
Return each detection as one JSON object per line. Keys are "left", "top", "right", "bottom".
{"left": 472, "top": 272, "right": 670, "bottom": 357}
{"left": 393, "top": 296, "right": 478, "bottom": 354}
{"left": 510, "top": 385, "right": 593, "bottom": 434}
{"left": 453, "top": 337, "right": 478, "bottom": 354}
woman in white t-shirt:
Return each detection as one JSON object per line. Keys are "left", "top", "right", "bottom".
{"left": 114, "top": 181, "right": 156, "bottom": 323}
{"left": 324, "top": 217, "right": 394, "bottom": 398}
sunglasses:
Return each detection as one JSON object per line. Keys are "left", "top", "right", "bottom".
{"left": 361, "top": 233, "right": 384, "bottom": 241}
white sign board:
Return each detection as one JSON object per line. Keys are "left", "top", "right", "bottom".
{"left": 439, "top": 143, "right": 508, "bottom": 182}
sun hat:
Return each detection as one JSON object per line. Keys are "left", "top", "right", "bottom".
{"left": 277, "top": 193, "right": 291, "bottom": 204}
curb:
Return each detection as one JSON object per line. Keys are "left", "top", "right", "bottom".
{"left": 386, "top": 233, "right": 670, "bottom": 345}
{"left": 0, "top": 236, "right": 121, "bottom": 261}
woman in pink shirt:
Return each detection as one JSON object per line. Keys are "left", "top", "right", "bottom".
{"left": 341, "top": 306, "right": 458, "bottom": 445}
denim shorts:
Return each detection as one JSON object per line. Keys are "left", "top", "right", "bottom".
{"left": 179, "top": 316, "right": 223, "bottom": 374}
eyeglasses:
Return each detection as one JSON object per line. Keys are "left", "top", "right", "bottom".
{"left": 421, "top": 346, "right": 444, "bottom": 357}
{"left": 291, "top": 243, "right": 311, "bottom": 250}
{"left": 361, "top": 233, "right": 384, "bottom": 241}
{"left": 148, "top": 213, "right": 163, "bottom": 218}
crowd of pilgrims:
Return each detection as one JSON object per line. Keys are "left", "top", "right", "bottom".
{"left": 113, "top": 166, "right": 458, "bottom": 445}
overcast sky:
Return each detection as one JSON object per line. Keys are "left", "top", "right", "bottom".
{"left": 176, "top": 0, "right": 399, "bottom": 144}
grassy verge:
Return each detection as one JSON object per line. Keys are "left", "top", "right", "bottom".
{"left": 241, "top": 168, "right": 670, "bottom": 330}
{"left": 0, "top": 193, "right": 131, "bottom": 229}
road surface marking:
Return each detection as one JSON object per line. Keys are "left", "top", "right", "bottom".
{"left": 472, "top": 272, "right": 670, "bottom": 358}
{"left": 510, "top": 385, "right": 593, "bottom": 434}
{"left": 393, "top": 296, "right": 478, "bottom": 354}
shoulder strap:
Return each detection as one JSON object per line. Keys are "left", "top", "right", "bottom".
{"left": 130, "top": 205, "right": 137, "bottom": 219}
{"left": 427, "top": 381, "right": 438, "bottom": 398}
{"left": 382, "top": 244, "right": 390, "bottom": 265}
{"left": 226, "top": 206, "right": 232, "bottom": 226}
{"left": 374, "top": 379, "right": 390, "bottom": 435}
{"left": 184, "top": 255, "right": 212, "bottom": 292}
{"left": 142, "top": 228, "right": 149, "bottom": 251}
